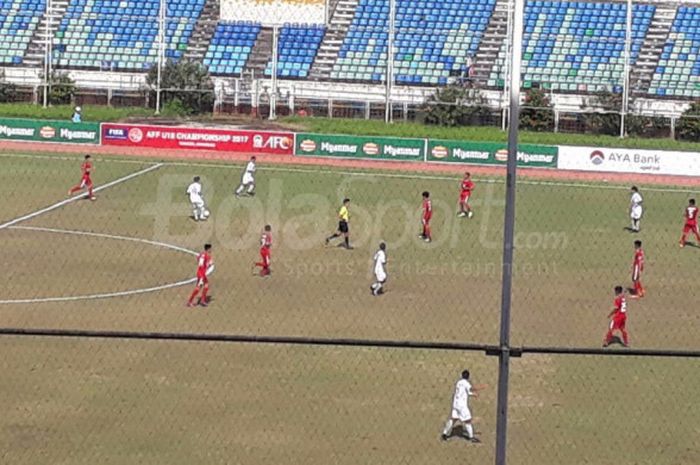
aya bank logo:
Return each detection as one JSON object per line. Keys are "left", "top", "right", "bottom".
{"left": 590, "top": 150, "right": 605, "bottom": 165}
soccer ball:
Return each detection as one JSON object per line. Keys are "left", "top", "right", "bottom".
{"left": 202, "top": 209, "right": 210, "bottom": 220}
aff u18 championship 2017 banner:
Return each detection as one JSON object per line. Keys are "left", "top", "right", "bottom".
{"left": 557, "top": 146, "right": 700, "bottom": 177}
{"left": 101, "top": 124, "right": 294, "bottom": 155}
{"left": 220, "top": 0, "right": 325, "bottom": 26}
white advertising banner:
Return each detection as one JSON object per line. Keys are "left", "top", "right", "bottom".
{"left": 557, "top": 145, "right": 700, "bottom": 177}
{"left": 221, "top": 0, "right": 325, "bottom": 25}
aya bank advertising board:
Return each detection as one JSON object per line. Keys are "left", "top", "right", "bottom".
{"left": 557, "top": 146, "right": 700, "bottom": 176}
{"left": 101, "top": 124, "right": 294, "bottom": 155}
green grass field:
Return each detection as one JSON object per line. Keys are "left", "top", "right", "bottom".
{"left": 0, "top": 151, "right": 698, "bottom": 465}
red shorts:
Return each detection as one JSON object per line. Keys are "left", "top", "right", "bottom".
{"left": 196, "top": 273, "right": 208, "bottom": 287}
{"left": 632, "top": 265, "right": 641, "bottom": 282}
{"left": 683, "top": 222, "right": 698, "bottom": 234}
{"left": 80, "top": 175, "right": 93, "bottom": 187}
{"left": 422, "top": 216, "right": 431, "bottom": 226}
{"left": 610, "top": 315, "right": 627, "bottom": 331}
{"left": 460, "top": 191, "right": 471, "bottom": 203}
{"left": 260, "top": 248, "right": 270, "bottom": 266}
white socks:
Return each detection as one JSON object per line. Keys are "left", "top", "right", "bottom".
{"left": 464, "top": 423, "right": 474, "bottom": 439}
{"left": 193, "top": 209, "right": 200, "bottom": 220}
{"left": 442, "top": 419, "right": 454, "bottom": 436}
{"left": 442, "top": 419, "right": 473, "bottom": 438}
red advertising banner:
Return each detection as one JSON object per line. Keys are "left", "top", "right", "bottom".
{"left": 101, "top": 123, "right": 294, "bottom": 155}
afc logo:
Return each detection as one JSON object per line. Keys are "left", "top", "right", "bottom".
{"left": 253, "top": 134, "right": 292, "bottom": 150}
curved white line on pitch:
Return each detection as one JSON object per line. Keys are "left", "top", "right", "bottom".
{"left": 0, "top": 226, "right": 197, "bottom": 304}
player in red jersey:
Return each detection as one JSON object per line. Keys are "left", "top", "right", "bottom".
{"left": 253, "top": 225, "right": 272, "bottom": 277}
{"left": 68, "top": 154, "right": 96, "bottom": 200}
{"left": 679, "top": 198, "right": 700, "bottom": 248}
{"left": 603, "top": 286, "right": 629, "bottom": 348}
{"left": 629, "top": 240, "right": 645, "bottom": 298}
{"left": 419, "top": 191, "right": 432, "bottom": 242}
{"left": 187, "top": 243, "right": 213, "bottom": 307}
{"left": 457, "top": 172, "right": 475, "bottom": 218}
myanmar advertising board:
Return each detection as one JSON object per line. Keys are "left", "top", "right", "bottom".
{"left": 0, "top": 118, "right": 99, "bottom": 144}
{"left": 427, "top": 139, "right": 558, "bottom": 168}
{"left": 295, "top": 133, "right": 425, "bottom": 161}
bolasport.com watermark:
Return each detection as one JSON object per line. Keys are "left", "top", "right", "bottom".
{"left": 140, "top": 175, "right": 570, "bottom": 253}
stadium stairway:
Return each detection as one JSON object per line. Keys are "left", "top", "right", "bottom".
{"left": 629, "top": 4, "right": 674, "bottom": 96}
{"left": 472, "top": 0, "right": 508, "bottom": 88}
{"left": 184, "top": 0, "right": 220, "bottom": 62}
{"left": 309, "top": 0, "right": 358, "bottom": 79}
{"left": 23, "top": 0, "right": 68, "bottom": 67}
{"left": 244, "top": 26, "right": 273, "bottom": 78}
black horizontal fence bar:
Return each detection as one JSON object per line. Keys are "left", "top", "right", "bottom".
{"left": 1, "top": 327, "right": 699, "bottom": 359}
{"left": 519, "top": 345, "right": 700, "bottom": 358}
{"left": 0, "top": 327, "right": 493, "bottom": 352}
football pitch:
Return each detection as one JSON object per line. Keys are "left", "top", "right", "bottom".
{"left": 0, "top": 151, "right": 698, "bottom": 465}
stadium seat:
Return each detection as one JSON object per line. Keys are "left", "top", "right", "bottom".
{"left": 263, "top": 25, "right": 325, "bottom": 78}
{"left": 331, "top": 0, "right": 496, "bottom": 85}
{"left": 488, "top": 0, "right": 655, "bottom": 93}
{"left": 649, "top": 6, "right": 700, "bottom": 98}
{"left": 0, "top": 0, "right": 45, "bottom": 65}
{"left": 203, "top": 22, "right": 261, "bottom": 76}
{"left": 52, "top": 0, "right": 205, "bottom": 70}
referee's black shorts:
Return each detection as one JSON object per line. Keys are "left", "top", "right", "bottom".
{"left": 338, "top": 220, "right": 349, "bottom": 233}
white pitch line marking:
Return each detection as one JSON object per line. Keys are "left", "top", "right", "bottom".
{"left": 0, "top": 162, "right": 163, "bottom": 230}
{"left": 0, "top": 226, "right": 198, "bottom": 304}
{"left": 0, "top": 152, "right": 696, "bottom": 193}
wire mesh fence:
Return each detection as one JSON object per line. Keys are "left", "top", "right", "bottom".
{"left": 2, "top": 0, "right": 700, "bottom": 463}
{"left": 1, "top": 139, "right": 699, "bottom": 463}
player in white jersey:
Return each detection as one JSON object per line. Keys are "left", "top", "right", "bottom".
{"left": 629, "top": 186, "right": 643, "bottom": 232}
{"left": 370, "top": 242, "right": 387, "bottom": 296}
{"left": 441, "top": 369, "right": 483, "bottom": 443}
{"left": 235, "top": 156, "right": 257, "bottom": 197}
{"left": 186, "top": 176, "right": 208, "bottom": 221}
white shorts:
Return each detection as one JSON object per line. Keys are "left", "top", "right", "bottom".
{"left": 451, "top": 406, "right": 472, "bottom": 422}
{"left": 630, "top": 206, "right": 643, "bottom": 220}
{"left": 191, "top": 197, "right": 204, "bottom": 209}
{"left": 242, "top": 173, "right": 255, "bottom": 185}
{"left": 375, "top": 270, "right": 387, "bottom": 283}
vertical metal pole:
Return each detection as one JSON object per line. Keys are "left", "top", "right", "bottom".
{"left": 670, "top": 116, "right": 675, "bottom": 139}
{"left": 495, "top": 0, "right": 524, "bottom": 463}
{"left": 620, "top": 0, "right": 633, "bottom": 138}
{"left": 385, "top": 0, "right": 396, "bottom": 123}
{"left": 501, "top": 0, "right": 514, "bottom": 131}
{"left": 42, "top": 0, "right": 50, "bottom": 107}
{"left": 269, "top": 25, "right": 279, "bottom": 120}
{"left": 324, "top": 0, "right": 330, "bottom": 26}
{"left": 155, "top": 0, "right": 166, "bottom": 115}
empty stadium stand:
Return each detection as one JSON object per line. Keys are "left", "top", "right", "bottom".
{"left": 0, "top": 0, "right": 45, "bottom": 65}
{"left": 488, "top": 1, "right": 655, "bottom": 92}
{"left": 52, "top": 0, "right": 204, "bottom": 70}
{"left": 203, "top": 21, "right": 260, "bottom": 75}
{"left": 263, "top": 24, "right": 324, "bottom": 78}
{"left": 649, "top": 5, "right": 700, "bottom": 98}
{"left": 2, "top": 0, "right": 700, "bottom": 101}
{"left": 330, "top": 0, "right": 496, "bottom": 84}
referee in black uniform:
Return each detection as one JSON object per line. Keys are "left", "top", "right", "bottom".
{"left": 325, "top": 198, "right": 352, "bottom": 249}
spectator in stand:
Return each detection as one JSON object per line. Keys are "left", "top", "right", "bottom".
{"left": 72, "top": 106, "right": 82, "bottom": 123}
